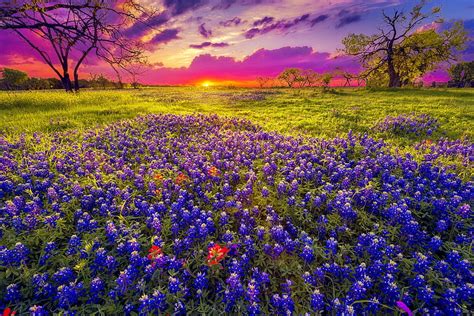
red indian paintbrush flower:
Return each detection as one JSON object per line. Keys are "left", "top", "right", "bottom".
{"left": 3, "top": 308, "right": 16, "bottom": 316}
{"left": 148, "top": 245, "right": 162, "bottom": 261}
{"left": 207, "top": 244, "right": 229, "bottom": 265}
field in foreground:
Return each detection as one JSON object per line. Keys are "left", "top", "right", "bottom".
{"left": 0, "top": 88, "right": 473, "bottom": 315}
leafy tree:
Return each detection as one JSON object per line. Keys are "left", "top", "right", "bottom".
{"left": 46, "top": 78, "right": 64, "bottom": 89}
{"left": 449, "top": 61, "right": 474, "bottom": 87}
{"left": 0, "top": 68, "right": 28, "bottom": 89}
{"left": 27, "top": 77, "right": 52, "bottom": 90}
{"left": 342, "top": 2, "right": 467, "bottom": 87}
{"left": 0, "top": 1, "right": 156, "bottom": 91}
{"left": 321, "top": 73, "right": 333, "bottom": 89}
{"left": 302, "top": 69, "right": 321, "bottom": 87}
{"left": 89, "top": 73, "right": 113, "bottom": 89}
{"left": 278, "top": 68, "right": 302, "bottom": 88}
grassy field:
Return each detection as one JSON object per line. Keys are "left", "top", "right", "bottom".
{"left": 1, "top": 87, "right": 473, "bottom": 314}
{"left": 0, "top": 87, "right": 473, "bottom": 144}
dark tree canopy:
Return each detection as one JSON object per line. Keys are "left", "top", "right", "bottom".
{"left": 0, "top": 68, "right": 28, "bottom": 90}
{"left": 449, "top": 61, "right": 474, "bottom": 87}
{"left": 0, "top": 0, "right": 156, "bottom": 91}
{"left": 342, "top": 2, "right": 467, "bottom": 87}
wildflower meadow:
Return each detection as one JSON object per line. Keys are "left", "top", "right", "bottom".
{"left": 0, "top": 109, "right": 472, "bottom": 315}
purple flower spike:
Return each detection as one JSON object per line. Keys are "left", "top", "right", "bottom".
{"left": 396, "top": 301, "right": 413, "bottom": 316}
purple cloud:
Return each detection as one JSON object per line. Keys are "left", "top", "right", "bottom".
{"left": 253, "top": 16, "right": 274, "bottom": 27}
{"left": 244, "top": 28, "right": 261, "bottom": 39}
{"left": 163, "top": 0, "right": 208, "bottom": 15}
{"left": 123, "top": 12, "right": 169, "bottom": 38}
{"left": 148, "top": 29, "right": 180, "bottom": 45}
{"left": 283, "top": 14, "right": 310, "bottom": 29}
{"left": 213, "top": 0, "right": 274, "bottom": 10}
{"left": 336, "top": 10, "right": 362, "bottom": 28}
{"left": 198, "top": 23, "right": 212, "bottom": 38}
{"left": 310, "top": 14, "right": 329, "bottom": 27}
{"left": 244, "top": 14, "right": 310, "bottom": 39}
{"left": 189, "top": 41, "right": 229, "bottom": 49}
{"left": 144, "top": 46, "right": 360, "bottom": 85}
{"left": 219, "top": 17, "right": 242, "bottom": 27}
{"left": 212, "top": 42, "right": 230, "bottom": 48}
{"left": 336, "top": 15, "right": 361, "bottom": 28}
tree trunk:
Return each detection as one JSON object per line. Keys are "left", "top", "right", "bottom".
{"left": 61, "top": 73, "right": 73, "bottom": 92}
{"left": 387, "top": 47, "right": 401, "bottom": 88}
{"left": 74, "top": 72, "right": 80, "bottom": 92}
{"left": 388, "top": 67, "right": 401, "bottom": 87}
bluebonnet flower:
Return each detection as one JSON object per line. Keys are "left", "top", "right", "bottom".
{"left": 224, "top": 273, "right": 244, "bottom": 311}
{"left": 39, "top": 241, "right": 57, "bottom": 265}
{"left": 53, "top": 267, "right": 76, "bottom": 285}
{"left": 89, "top": 277, "right": 104, "bottom": 303}
{"left": 326, "top": 237, "right": 338, "bottom": 255}
{"left": 65, "top": 235, "right": 81, "bottom": 256}
{"left": 29, "top": 305, "right": 48, "bottom": 315}
{"left": 168, "top": 276, "right": 181, "bottom": 294}
{"left": 5, "top": 283, "right": 21, "bottom": 302}
{"left": 55, "top": 282, "right": 83, "bottom": 309}
{"left": 300, "top": 245, "right": 315, "bottom": 263}
{"left": 311, "top": 289, "right": 325, "bottom": 312}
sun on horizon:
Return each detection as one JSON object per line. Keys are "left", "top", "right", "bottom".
{"left": 200, "top": 81, "right": 213, "bottom": 87}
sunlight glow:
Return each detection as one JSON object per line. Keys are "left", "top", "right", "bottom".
{"left": 201, "top": 81, "right": 213, "bottom": 87}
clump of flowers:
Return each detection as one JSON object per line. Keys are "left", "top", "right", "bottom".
{"left": 0, "top": 114, "right": 472, "bottom": 315}
{"left": 373, "top": 113, "right": 439, "bottom": 136}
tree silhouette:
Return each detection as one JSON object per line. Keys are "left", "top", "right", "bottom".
{"left": 278, "top": 68, "right": 301, "bottom": 88}
{"left": 0, "top": 1, "right": 156, "bottom": 91}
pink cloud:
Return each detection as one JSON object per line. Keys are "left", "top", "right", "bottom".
{"left": 143, "top": 46, "right": 360, "bottom": 85}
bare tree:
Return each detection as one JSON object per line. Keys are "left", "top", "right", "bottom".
{"left": 342, "top": 72, "right": 354, "bottom": 87}
{"left": 303, "top": 69, "right": 321, "bottom": 87}
{"left": 125, "top": 62, "right": 150, "bottom": 89}
{"left": 355, "top": 75, "right": 366, "bottom": 87}
{"left": 256, "top": 76, "right": 271, "bottom": 88}
{"left": 0, "top": 1, "right": 156, "bottom": 91}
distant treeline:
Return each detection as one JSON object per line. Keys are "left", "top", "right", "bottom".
{"left": 0, "top": 68, "right": 138, "bottom": 91}
{"left": 258, "top": 61, "right": 474, "bottom": 89}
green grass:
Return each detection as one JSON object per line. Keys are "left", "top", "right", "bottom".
{"left": 0, "top": 87, "right": 473, "bottom": 145}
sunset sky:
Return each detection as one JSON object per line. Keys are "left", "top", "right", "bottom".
{"left": 1, "top": 0, "right": 473, "bottom": 85}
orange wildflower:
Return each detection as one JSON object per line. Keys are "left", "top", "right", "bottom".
{"left": 175, "top": 173, "right": 189, "bottom": 185}
{"left": 154, "top": 172, "right": 164, "bottom": 182}
{"left": 208, "top": 166, "right": 220, "bottom": 177}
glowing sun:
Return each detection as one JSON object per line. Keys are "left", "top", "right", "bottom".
{"left": 201, "top": 81, "right": 213, "bottom": 87}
